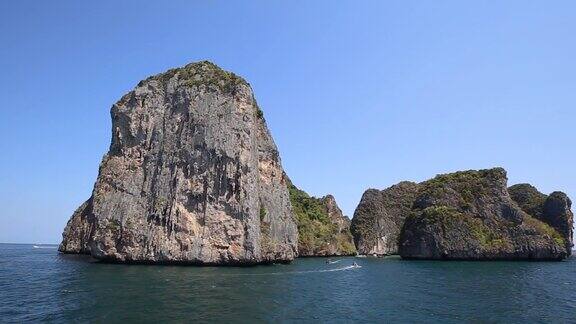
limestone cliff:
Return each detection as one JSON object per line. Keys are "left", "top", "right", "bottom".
{"left": 59, "top": 61, "right": 298, "bottom": 265}
{"left": 287, "top": 181, "right": 356, "bottom": 256}
{"left": 350, "top": 182, "right": 419, "bottom": 255}
{"left": 399, "top": 168, "right": 571, "bottom": 260}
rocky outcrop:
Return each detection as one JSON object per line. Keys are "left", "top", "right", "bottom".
{"left": 399, "top": 168, "right": 570, "bottom": 260}
{"left": 322, "top": 195, "right": 352, "bottom": 236}
{"left": 508, "top": 184, "right": 547, "bottom": 218}
{"left": 543, "top": 192, "right": 574, "bottom": 253}
{"left": 59, "top": 61, "right": 298, "bottom": 265}
{"left": 350, "top": 182, "right": 419, "bottom": 255}
{"left": 59, "top": 198, "right": 95, "bottom": 255}
{"left": 288, "top": 181, "right": 356, "bottom": 256}
{"left": 510, "top": 184, "right": 573, "bottom": 255}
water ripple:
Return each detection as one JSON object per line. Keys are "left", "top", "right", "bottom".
{"left": 0, "top": 244, "right": 575, "bottom": 322}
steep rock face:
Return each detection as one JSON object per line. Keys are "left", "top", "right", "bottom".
{"left": 59, "top": 61, "right": 298, "bottom": 264}
{"left": 399, "top": 168, "right": 569, "bottom": 260}
{"left": 288, "top": 181, "right": 356, "bottom": 256}
{"left": 320, "top": 195, "right": 356, "bottom": 255}
{"left": 509, "top": 184, "right": 574, "bottom": 254}
{"left": 543, "top": 192, "right": 573, "bottom": 253}
{"left": 350, "top": 182, "right": 420, "bottom": 255}
{"left": 322, "top": 195, "right": 351, "bottom": 235}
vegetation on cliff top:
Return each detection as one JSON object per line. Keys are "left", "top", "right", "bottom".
{"left": 141, "top": 60, "right": 247, "bottom": 95}
{"left": 417, "top": 168, "right": 505, "bottom": 210}
{"left": 139, "top": 61, "right": 266, "bottom": 121}
{"left": 409, "top": 168, "right": 565, "bottom": 250}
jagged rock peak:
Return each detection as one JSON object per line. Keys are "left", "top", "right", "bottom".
{"left": 59, "top": 60, "right": 298, "bottom": 265}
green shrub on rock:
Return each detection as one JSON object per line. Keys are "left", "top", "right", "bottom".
{"left": 287, "top": 180, "right": 356, "bottom": 256}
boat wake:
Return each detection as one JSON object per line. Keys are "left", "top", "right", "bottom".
{"left": 33, "top": 245, "right": 58, "bottom": 249}
{"left": 316, "top": 264, "right": 360, "bottom": 272}
{"left": 233, "top": 264, "right": 362, "bottom": 276}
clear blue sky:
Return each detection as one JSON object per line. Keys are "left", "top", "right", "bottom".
{"left": 1, "top": 1, "right": 574, "bottom": 244}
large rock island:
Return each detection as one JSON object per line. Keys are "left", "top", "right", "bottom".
{"left": 352, "top": 168, "right": 573, "bottom": 260}
{"left": 59, "top": 61, "right": 298, "bottom": 265}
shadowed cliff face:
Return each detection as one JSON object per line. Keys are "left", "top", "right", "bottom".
{"left": 59, "top": 61, "right": 298, "bottom": 265}
{"left": 350, "top": 182, "right": 420, "bottom": 256}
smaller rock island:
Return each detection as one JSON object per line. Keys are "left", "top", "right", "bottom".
{"left": 352, "top": 168, "right": 573, "bottom": 260}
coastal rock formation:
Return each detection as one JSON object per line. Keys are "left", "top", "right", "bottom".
{"left": 543, "top": 192, "right": 574, "bottom": 253}
{"left": 509, "top": 184, "right": 573, "bottom": 255}
{"left": 508, "top": 184, "right": 547, "bottom": 218}
{"left": 399, "top": 168, "right": 571, "bottom": 260}
{"left": 350, "top": 182, "right": 419, "bottom": 255}
{"left": 59, "top": 61, "right": 298, "bottom": 264}
{"left": 288, "top": 181, "right": 356, "bottom": 256}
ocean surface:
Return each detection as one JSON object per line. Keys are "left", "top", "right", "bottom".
{"left": 0, "top": 244, "right": 575, "bottom": 323}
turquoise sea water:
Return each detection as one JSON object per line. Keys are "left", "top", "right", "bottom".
{"left": 0, "top": 243, "right": 575, "bottom": 323}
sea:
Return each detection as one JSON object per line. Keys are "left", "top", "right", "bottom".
{"left": 0, "top": 243, "right": 574, "bottom": 323}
